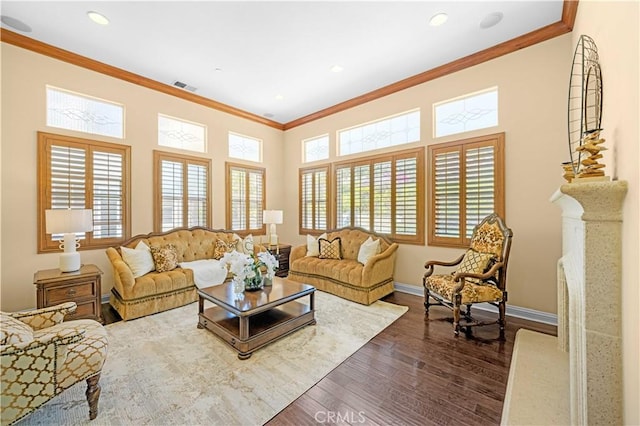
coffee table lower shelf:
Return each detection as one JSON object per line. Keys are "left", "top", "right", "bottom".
{"left": 198, "top": 302, "right": 315, "bottom": 359}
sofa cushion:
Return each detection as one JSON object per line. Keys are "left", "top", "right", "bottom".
{"left": 291, "top": 257, "right": 363, "bottom": 287}
{"left": 357, "top": 236, "right": 380, "bottom": 265}
{"left": 306, "top": 233, "right": 327, "bottom": 257}
{"left": 150, "top": 244, "right": 179, "bottom": 272}
{"left": 213, "top": 239, "right": 236, "bottom": 260}
{"left": 319, "top": 237, "right": 342, "bottom": 259}
{"left": 121, "top": 241, "right": 155, "bottom": 278}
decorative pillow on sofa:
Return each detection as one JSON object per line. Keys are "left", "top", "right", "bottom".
{"left": 213, "top": 239, "right": 237, "bottom": 260}
{"left": 121, "top": 241, "right": 155, "bottom": 278}
{"left": 455, "top": 249, "right": 494, "bottom": 284}
{"left": 306, "top": 233, "right": 327, "bottom": 257}
{"left": 233, "top": 233, "right": 255, "bottom": 255}
{"left": 357, "top": 236, "right": 380, "bottom": 265}
{"left": 0, "top": 313, "right": 34, "bottom": 346}
{"left": 318, "top": 237, "right": 342, "bottom": 260}
{"left": 150, "top": 244, "right": 179, "bottom": 272}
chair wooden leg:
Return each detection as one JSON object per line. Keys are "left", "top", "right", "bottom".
{"left": 86, "top": 374, "right": 101, "bottom": 420}
{"left": 424, "top": 287, "right": 431, "bottom": 318}
{"left": 453, "top": 294, "right": 462, "bottom": 336}
{"left": 498, "top": 301, "right": 506, "bottom": 341}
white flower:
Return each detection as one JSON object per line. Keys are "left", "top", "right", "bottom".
{"left": 257, "top": 251, "right": 278, "bottom": 279}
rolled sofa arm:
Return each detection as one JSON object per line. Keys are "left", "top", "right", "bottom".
{"left": 105, "top": 247, "right": 135, "bottom": 296}
{"left": 362, "top": 243, "right": 398, "bottom": 285}
{"left": 289, "top": 245, "right": 307, "bottom": 265}
{"left": 9, "top": 302, "right": 77, "bottom": 330}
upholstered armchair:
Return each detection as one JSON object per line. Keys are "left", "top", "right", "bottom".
{"left": 423, "top": 213, "right": 513, "bottom": 339}
{"left": 1, "top": 302, "right": 108, "bottom": 425}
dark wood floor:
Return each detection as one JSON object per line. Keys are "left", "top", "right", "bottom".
{"left": 102, "top": 292, "right": 555, "bottom": 425}
{"left": 265, "top": 292, "right": 555, "bottom": 426}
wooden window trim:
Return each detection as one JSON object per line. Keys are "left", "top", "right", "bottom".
{"left": 332, "top": 147, "right": 425, "bottom": 245}
{"left": 153, "top": 150, "right": 212, "bottom": 232}
{"left": 427, "top": 132, "right": 505, "bottom": 248}
{"left": 37, "top": 131, "right": 131, "bottom": 253}
{"left": 225, "top": 162, "right": 266, "bottom": 236}
{"left": 298, "top": 164, "right": 331, "bottom": 235}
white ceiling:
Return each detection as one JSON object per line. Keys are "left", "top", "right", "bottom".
{"left": 1, "top": 1, "right": 564, "bottom": 124}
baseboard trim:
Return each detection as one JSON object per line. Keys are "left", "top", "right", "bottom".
{"left": 393, "top": 282, "right": 557, "bottom": 326}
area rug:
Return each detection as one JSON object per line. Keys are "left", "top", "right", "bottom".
{"left": 17, "top": 291, "right": 407, "bottom": 425}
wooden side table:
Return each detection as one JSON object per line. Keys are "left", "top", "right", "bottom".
{"left": 34, "top": 264, "right": 103, "bottom": 323}
{"left": 267, "top": 244, "right": 291, "bottom": 277}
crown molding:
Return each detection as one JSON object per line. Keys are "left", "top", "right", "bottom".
{"left": 1, "top": 0, "right": 577, "bottom": 131}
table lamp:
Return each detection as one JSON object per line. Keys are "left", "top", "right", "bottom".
{"left": 262, "top": 210, "right": 283, "bottom": 247}
{"left": 45, "top": 209, "right": 93, "bottom": 272}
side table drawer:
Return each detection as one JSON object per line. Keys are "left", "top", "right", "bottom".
{"left": 46, "top": 281, "right": 97, "bottom": 304}
{"left": 65, "top": 300, "right": 99, "bottom": 321}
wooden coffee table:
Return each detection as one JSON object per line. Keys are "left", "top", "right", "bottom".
{"left": 197, "top": 277, "right": 316, "bottom": 359}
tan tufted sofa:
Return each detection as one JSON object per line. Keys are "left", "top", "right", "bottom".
{"left": 106, "top": 226, "right": 251, "bottom": 321}
{"left": 288, "top": 227, "right": 398, "bottom": 305}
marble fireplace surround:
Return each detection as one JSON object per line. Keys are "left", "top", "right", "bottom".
{"left": 502, "top": 180, "right": 627, "bottom": 425}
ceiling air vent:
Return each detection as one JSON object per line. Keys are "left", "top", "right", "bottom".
{"left": 172, "top": 80, "right": 197, "bottom": 92}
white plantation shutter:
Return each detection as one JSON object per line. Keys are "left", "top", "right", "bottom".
{"left": 161, "top": 160, "right": 183, "bottom": 231}
{"left": 226, "top": 163, "right": 265, "bottom": 233}
{"left": 335, "top": 167, "right": 351, "bottom": 229}
{"left": 395, "top": 156, "right": 418, "bottom": 236}
{"left": 433, "top": 149, "right": 461, "bottom": 239}
{"left": 38, "top": 132, "right": 130, "bottom": 252}
{"left": 92, "top": 150, "right": 124, "bottom": 239}
{"left": 332, "top": 147, "right": 424, "bottom": 243}
{"left": 299, "top": 166, "right": 329, "bottom": 232}
{"left": 428, "top": 133, "right": 504, "bottom": 247}
{"left": 465, "top": 145, "right": 496, "bottom": 238}
{"left": 155, "top": 151, "right": 211, "bottom": 232}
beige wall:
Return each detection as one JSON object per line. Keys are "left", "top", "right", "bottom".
{"left": 572, "top": 1, "right": 640, "bottom": 424}
{"left": 0, "top": 43, "right": 284, "bottom": 311}
{"left": 283, "top": 35, "right": 571, "bottom": 315}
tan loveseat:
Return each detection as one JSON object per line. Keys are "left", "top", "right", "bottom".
{"left": 106, "top": 227, "right": 252, "bottom": 321}
{"left": 288, "top": 227, "right": 398, "bottom": 305}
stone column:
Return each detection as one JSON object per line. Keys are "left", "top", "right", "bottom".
{"left": 550, "top": 180, "right": 627, "bottom": 425}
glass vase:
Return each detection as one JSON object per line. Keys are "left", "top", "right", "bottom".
{"left": 244, "top": 274, "right": 264, "bottom": 291}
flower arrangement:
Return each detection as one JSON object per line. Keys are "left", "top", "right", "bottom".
{"left": 220, "top": 249, "right": 278, "bottom": 291}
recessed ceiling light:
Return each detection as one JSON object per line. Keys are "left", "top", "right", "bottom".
{"left": 330, "top": 65, "right": 344, "bottom": 73}
{"left": 480, "top": 12, "right": 503, "bottom": 29}
{"left": 429, "top": 13, "right": 448, "bottom": 27}
{"left": 214, "top": 68, "right": 223, "bottom": 72}
{"left": 87, "top": 11, "right": 109, "bottom": 26}
{"left": 275, "top": 94, "right": 284, "bottom": 101}
{"left": 0, "top": 15, "right": 32, "bottom": 32}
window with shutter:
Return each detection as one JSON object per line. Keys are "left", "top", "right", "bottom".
{"left": 299, "top": 165, "right": 330, "bottom": 234}
{"left": 154, "top": 151, "right": 211, "bottom": 232}
{"left": 38, "top": 132, "right": 131, "bottom": 253}
{"left": 333, "top": 147, "right": 424, "bottom": 244}
{"left": 428, "top": 132, "right": 504, "bottom": 247}
{"left": 226, "top": 162, "right": 266, "bottom": 235}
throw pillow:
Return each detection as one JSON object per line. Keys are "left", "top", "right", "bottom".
{"left": 121, "top": 241, "right": 155, "bottom": 278}
{"left": 318, "top": 237, "right": 342, "bottom": 260}
{"left": 455, "top": 249, "right": 494, "bottom": 284}
{"left": 213, "top": 239, "right": 237, "bottom": 260}
{"left": 306, "top": 233, "right": 327, "bottom": 257}
{"left": 0, "top": 313, "right": 34, "bottom": 346}
{"left": 150, "top": 244, "right": 179, "bottom": 273}
{"left": 357, "top": 236, "right": 380, "bottom": 265}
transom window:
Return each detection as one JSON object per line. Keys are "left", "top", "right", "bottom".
{"left": 334, "top": 147, "right": 424, "bottom": 244}
{"left": 228, "top": 132, "right": 262, "bottom": 162}
{"left": 433, "top": 87, "right": 498, "bottom": 138}
{"left": 46, "top": 86, "right": 124, "bottom": 139}
{"left": 428, "top": 132, "right": 505, "bottom": 248}
{"left": 303, "top": 135, "right": 330, "bottom": 163}
{"left": 299, "top": 165, "right": 330, "bottom": 234}
{"left": 37, "top": 131, "right": 131, "bottom": 252}
{"left": 226, "top": 162, "right": 266, "bottom": 235}
{"left": 338, "top": 109, "right": 420, "bottom": 156}
{"left": 158, "top": 114, "right": 207, "bottom": 153}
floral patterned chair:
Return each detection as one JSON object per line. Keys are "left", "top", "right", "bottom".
{"left": 423, "top": 213, "right": 513, "bottom": 339}
{"left": 1, "top": 302, "right": 108, "bottom": 425}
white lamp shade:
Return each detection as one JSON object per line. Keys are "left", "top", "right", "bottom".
{"left": 45, "top": 209, "right": 93, "bottom": 234}
{"left": 262, "top": 210, "right": 283, "bottom": 224}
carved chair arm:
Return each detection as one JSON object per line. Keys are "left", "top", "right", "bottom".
{"left": 423, "top": 253, "right": 465, "bottom": 278}
{"left": 451, "top": 261, "right": 505, "bottom": 293}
